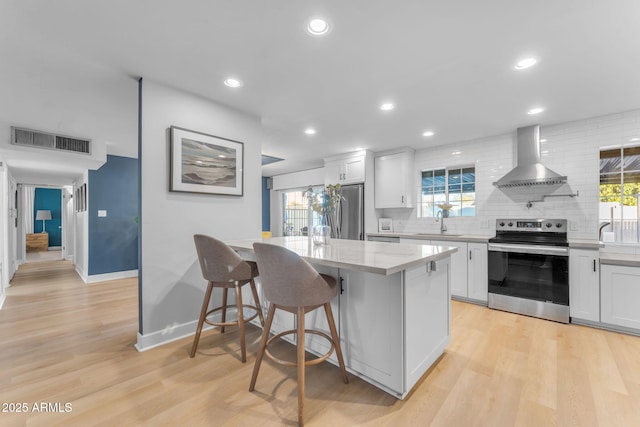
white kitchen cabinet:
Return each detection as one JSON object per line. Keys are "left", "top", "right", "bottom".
{"left": 431, "top": 240, "right": 468, "bottom": 298}
{"left": 324, "top": 155, "right": 365, "bottom": 185}
{"left": 600, "top": 264, "right": 640, "bottom": 330}
{"left": 374, "top": 150, "right": 415, "bottom": 208}
{"left": 569, "top": 249, "right": 600, "bottom": 323}
{"left": 339, "top": 269, "right": 403, "bottom": 393}
{"left": 467, "top": 242, "right": 488, "bottom": 302}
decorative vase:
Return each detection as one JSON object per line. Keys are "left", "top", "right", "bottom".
{"left": 312, "top": 225, "right": 331, "bottom": 245}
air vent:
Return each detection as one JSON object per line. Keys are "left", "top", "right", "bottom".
{"left": 11, "top": 127, "right": 91, "bottom": 154}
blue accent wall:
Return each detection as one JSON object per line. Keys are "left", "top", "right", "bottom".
{"left": 262, "top": 177, "right": 270, "bottom": 231}
{"left": 88, "top": 155, "right": 139, "bottom": 275}
{"left": 34, "top": 188, "right": 62, "bottom": 246}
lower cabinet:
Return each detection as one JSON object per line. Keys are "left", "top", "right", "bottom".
{"left": 467, "top": 243, "right": 488, "bottom": 302}
{"left": 433, "top": 240, "right": 468, "bottom": 298}
{"left": 569, "top": 249, "right": 600, "bottom": 322}
{"left": 600, "top": 264, "right": 640, "bottom": 330}
{"left": 400, "top": 238, "right": 488, "bottom": 303}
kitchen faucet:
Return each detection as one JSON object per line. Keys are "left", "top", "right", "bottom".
{"left": 436, "top": 211, "right": 447, "bottom": 233}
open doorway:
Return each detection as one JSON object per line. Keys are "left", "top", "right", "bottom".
{"left": 21, "top": 185, "right": 74, "bottom": 265}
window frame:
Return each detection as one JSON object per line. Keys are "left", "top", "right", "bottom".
{"left": 418, "top": 165, "right": 476, "bottom": 218}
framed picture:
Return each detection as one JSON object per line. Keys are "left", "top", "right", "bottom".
{"left": 170, "top": 126, "right": 244, "bottom": 196}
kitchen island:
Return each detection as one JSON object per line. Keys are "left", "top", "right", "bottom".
{"left": 226, "top": 236, "right": 457, "bottom": 399}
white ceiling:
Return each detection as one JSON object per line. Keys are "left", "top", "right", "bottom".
{"left": 1, "top": 1, "right": 640, "bottom": 182}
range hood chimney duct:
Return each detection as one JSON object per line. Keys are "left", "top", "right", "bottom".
{"left": 493, "top": 125, "right": 567, "bottom": 188}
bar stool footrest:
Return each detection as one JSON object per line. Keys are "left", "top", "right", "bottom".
{"left": 265, "top": 329, "right": 335, "bottom": 367}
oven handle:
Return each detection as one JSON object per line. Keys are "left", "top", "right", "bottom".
{"left": 488, "top": 243, "right": 569, "bottom": 256}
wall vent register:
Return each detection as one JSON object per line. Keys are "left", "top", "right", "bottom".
{"left": 11, "top": 126, "right": 91, "bottom": 154}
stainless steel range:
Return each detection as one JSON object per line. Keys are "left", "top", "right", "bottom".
{"left": 488, "top": 218, "right": 569, "bottom": 323}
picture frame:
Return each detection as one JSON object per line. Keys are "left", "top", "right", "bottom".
{"left": 170, "top": 126, "right": 244, "bottom": 196}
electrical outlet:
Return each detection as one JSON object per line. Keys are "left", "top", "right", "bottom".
{"left": 98, "top": 210, "right": 107, "bottom": 217}
{"left": 569, "top": 220, "right": 579, "bottom": 231}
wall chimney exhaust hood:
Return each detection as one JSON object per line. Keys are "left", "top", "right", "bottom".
{"left": 493, "top": 125, "right": 567, "bottom": 188}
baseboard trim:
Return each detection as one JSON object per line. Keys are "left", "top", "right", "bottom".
{"left": 75, "top": 265, "right": 88, "bottom": 283}
{"left": 134, "top": 308, "right": 260, "bottom": 352}
{"left": 135, "top": 320, "right": 212, "bottom": 352}
{"left": 85, "top": 269, "right": 138, "bottom": 283}
{"left": 0, "top": 294, "right": 6, "bottom": 310}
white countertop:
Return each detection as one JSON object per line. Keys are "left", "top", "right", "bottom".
{"left": 367, "top": 232, "right": 492, "bottom": 243}
{"left": 226, "top": 236, "right": 458, "bottom": 275}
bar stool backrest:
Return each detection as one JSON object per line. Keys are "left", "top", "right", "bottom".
{"left": 194, "top": 234, "right": 252, "bottom": 283}
{"left": 253, "top": 242, "right": 337, "bottom": 308}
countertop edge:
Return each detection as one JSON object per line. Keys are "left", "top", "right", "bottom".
{"left": 367, "top": 232, "right": 491, "bottom": 243}
{"left": 599, "top": 253, "right": 640, "bottom": 267}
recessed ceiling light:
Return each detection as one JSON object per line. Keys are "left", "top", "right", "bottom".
{"left": 304, "top": 128, "right": 316, "bottom": 135}
{"left": 452, "top": 151, "right": 461, "bottom": 156}
{"left": 514, "top": 57, "right": 537, "bottom": 70}
{"left": 422, "top": 130, "right": 435, "bottom": 137}
{"left": 307, "top": 18, "right": 329, "bottom": 36}
{"left": 540, "top": 138, "right": 547, "bottom": 142}
{"left": 380, "top": 102, "right": 395, "bottom": 111}
{"left": 527, "top": 107, "right": 544, "bottom": 115}
{"left": 223, "top": 78, "right": 242, "bottom": 88}
{"left": 218, "top": 155, "right": 227, "bottom": 158}
{"left": 630, "top": 137, "right": 640, "bottom": 142}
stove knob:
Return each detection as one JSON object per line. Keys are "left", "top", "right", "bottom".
{"left": 546, "top": 222, "right": 552, "bottom": 228}
{"left": 499, "top": 222, "right": 505, "bottom": 227}
{"left": 556, "top": 223, "right": 563, "bottom": 228}
{"left": 508, "top": 222, "right": 513, "bottom": 227}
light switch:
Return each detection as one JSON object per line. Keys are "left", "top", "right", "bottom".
{"left": 98, "top": 210, "right": 107, "bottom": 217}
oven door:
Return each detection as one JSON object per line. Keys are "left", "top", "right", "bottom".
{"left": 488, "top": 243, "right": 569, "bottom": 306}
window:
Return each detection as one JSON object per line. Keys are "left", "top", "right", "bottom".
{"left": 282, "top": 187, "right": 324, "bottom": 236}
{"left": 419, "top": 167, "right": 475, "bottom": 217}
{"left": 599, "top": 145, "right": 640, "bottom": 244}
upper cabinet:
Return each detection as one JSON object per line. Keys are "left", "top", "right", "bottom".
{"left": 324, "top": 152, "right": 367, "bottom": 185}
{"left": 374, "top": 149, "right": 415, "bottom": 208}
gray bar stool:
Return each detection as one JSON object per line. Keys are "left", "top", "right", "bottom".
{"left": 191, "top": 234, "right": 265, "bottom": 362}
{"left": 250, "top": 242, "right": 348, "bottom": 426}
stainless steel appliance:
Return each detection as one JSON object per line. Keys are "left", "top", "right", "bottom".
{"left": 493, "top": 125, "right": 567, "bottom": 188}
{"left": 338, "top": 184, "right": 365, "bottom": 240}
{"left": 488, "top": 218, "right": 569, "bottom": 323}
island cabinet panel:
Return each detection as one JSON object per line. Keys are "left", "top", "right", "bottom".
{"left": 339, "top": 270, "right": 404, "bottom": 395}
{"left": 303, "top": 265, "right": 340, "bottom": 364}
{"left": 600, "top": 264, "right": 640, "bottom": 330}
{"left": 404, "top": 259, "right": 450, "bottom": 390}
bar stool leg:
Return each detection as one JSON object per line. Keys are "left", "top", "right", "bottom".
{"left": 190, "top": 282, "right": 214, "bottom": 358}
{"left": 236, "top": 284, "right": 246, "bottom": 363}
{"left": 297, "top": 306, "right": 306, "bottom": 427}
{"left": 250, "top": 304, "right": 276, "bottom": 391}
{"left": 249, "top": 279, "right": 265, "bottom": 326}
{"left": 324, "top": 303, "right": 349, "bottom": 384}
{"left": 220, "top": 287, "right": 229, "bottom": 333}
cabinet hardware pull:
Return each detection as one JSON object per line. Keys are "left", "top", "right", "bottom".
{"left": 593, "top": 259, "right": 596, "bottom": 272}
{"left": 339, "top": 276, "right": 344, "bottom": 294}
{"left": 401, "top": 195, "right": 404, "bottom": 203}
{"left": 469, "top": 250, "right": 472, "bottom": 260}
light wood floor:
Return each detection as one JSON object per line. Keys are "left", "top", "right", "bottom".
{"left": 1, "top": 260, "right": 639, "bottom": 426}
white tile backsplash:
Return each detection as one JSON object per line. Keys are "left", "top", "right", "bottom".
{"left": 380, "top": 109, "right": 640, "bottom": 240}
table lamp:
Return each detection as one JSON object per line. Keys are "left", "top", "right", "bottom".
{"left": 35, "top": 210, "right": 52, "bottom": 233}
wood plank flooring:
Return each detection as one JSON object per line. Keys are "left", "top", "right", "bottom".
{"left": 1, "top": 260, "right": 639, "bottom": 426}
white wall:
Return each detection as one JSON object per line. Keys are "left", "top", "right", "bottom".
{"left": 74, "top": 172, "right": 89, "bottom": 280}
{"left": 379, "top": 109, "right": 640, "bottom": 241}
{"left": 137, "top": 80, "right": 263, "bottom": 350}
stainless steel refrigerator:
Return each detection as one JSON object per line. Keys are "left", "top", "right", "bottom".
{"left": 337, "top": 184, "right": 364, "bottom": 240}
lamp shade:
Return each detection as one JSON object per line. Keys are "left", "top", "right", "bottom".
{"left": 35, "top": 210, "right": 52, "bottom": 220}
